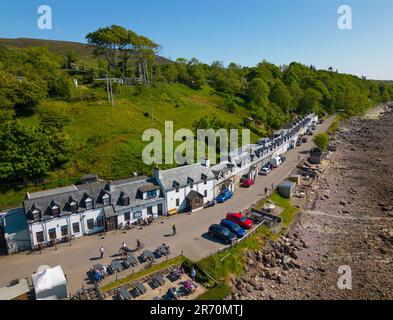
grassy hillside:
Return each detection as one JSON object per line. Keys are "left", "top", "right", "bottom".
{"left": 1, "top": 83, "right": 254, "bottom": 209}
{"left": 0, "top": 37, "right": 170, "bottom": 66}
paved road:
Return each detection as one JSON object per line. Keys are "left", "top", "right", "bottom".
{"left": 0, "top": 117, "right": 335, "bottom": 293}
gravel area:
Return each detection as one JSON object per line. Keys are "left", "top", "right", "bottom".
{"left": 229, "top": 104, "right": 393, "bottom": 300}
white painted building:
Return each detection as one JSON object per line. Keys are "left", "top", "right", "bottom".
{"left": 153, "top": 163, "right": 215, "bottom": 214}
{"left": 23, "top": 176, "right": 164, "bottom": 248}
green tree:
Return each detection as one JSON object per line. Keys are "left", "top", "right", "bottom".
{"left": 313, "top": 133, "right": 329, "bottom": 151}
{"left": 270, "top": 80, "right": 292, "bottom": 113}
{"left": 247, "top": 78, "right": 270, "bottom": 109}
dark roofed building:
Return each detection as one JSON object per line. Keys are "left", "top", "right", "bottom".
{"left": 23, "top": 175, "right": 164, "bottom": 248}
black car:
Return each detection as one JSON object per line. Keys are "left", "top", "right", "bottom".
{"left": 208, "top": 224, "right": 237, "bottom": 244}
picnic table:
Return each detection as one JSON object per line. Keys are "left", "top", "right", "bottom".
{"left": 156, "top": 245, "right": 170, "bottom": 257}
{"left": 153, "top": 274, "right": 165, "bottom": 287}
{"left": 110, "top": 260, "right": 124, "bottom": 273}
{"left": 142, "top": 250, "right": 155, "bottom": 262}
{"left": 135, "top": 282, "right": 147, "bottom": 295}
{"left": 123, "top": 254, "right": 138, "bottom": 268}
{"left": 119, "top": 287, "right": 133, "bottom": 300}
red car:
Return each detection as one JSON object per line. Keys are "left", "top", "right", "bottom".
{"left": 242, "top": 178, "right": 255, "bottom": 188}
{"left": 226, "top": 213, "right": 253, "bottom": 230}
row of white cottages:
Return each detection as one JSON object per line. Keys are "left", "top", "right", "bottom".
{"left": 0, "top": 114, "right": 318, "bottom": 253}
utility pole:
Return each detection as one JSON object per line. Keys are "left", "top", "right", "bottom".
{"left": 105, "top": 73, "right": 115, "bottom": 107}
{"left": 109, "top": 77, "right": 115, "bottom": 107}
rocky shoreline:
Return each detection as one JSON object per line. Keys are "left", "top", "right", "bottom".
{"left": 229, "top": 105, "right": 393, "bottom": 300}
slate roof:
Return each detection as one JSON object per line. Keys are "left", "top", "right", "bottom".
{"left": 154, "top": 164, "right": 215, "bottom": 191}
{"left": 23, "top": 176, "right": 163, "bottom": 223}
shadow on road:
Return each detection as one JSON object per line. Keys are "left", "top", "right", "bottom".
{"left": 89, "top": 257, "right": 101, "bottom": 261}
{"left": 201, "top": 232, "right": 229, "bottom": 245}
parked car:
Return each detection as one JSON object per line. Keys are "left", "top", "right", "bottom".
{"left": 307, "top": 130, "right": 314, "bottom": 136}
{"left": 208, "top": 224, "right": 237, "bottom": 244}
{"left": 242, "top": 178, "right": 255, "bottom": 188}
{"left": 226, "top": 213, "right": 253, "bottom": 230}
{"left": 216, "top": 189, "right": 233, "bottom": 203}
{"left": 260, "top": 167, "right": 271, "bottom": 176}
{"left": 296, "top": 140, "right": 302, "bottom": 147}
{"left": 302, "top": 137, "right": 308, "bottom": 143}
{"left": 271, "top": 156, "right": 282, "bottom": 168}
{"left": 220, "top": 219, "right": 246, "bottom": 238}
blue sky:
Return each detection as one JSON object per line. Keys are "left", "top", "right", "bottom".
{"left": 1, "top": 0, "right": 393, "bottom": 79}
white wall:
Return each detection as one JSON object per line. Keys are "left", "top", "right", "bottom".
{"left": 29, "top": 208, "right": 105, "bottom": 247}
{"left": 117, "top": 201, "right": 163, "bottom": 225}
{"left": 165, "top": 180, "right": 214, "bottom": 214}
{"left": 81, "top": 208, "right": 105, "bottom": 235}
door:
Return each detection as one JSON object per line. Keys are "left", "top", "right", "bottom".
{"left": 106, "top": 216, "right": 118, "bottom": 232}
{"left": 157, "top": 204, "right": 163, "bottom": 216}
{"left": 0, "top": 226, "right": 8, "bottom": 255}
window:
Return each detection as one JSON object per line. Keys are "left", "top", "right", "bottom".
{"left": 61, "top": 225, "right": 68, "bottom": 237}
{"left": 204, "top": 190, "right": 208, "bottom": 198}
{"left": 96, "top": 216, "right": 104, "bottom": 228}
{"left": 87, "top": 219, "right": 94, "bottom": 230}
{"left": 48, "top": 228, "right": 57, "bottom": 240}
{"left": 147, "top": 206, "right": 153, "bottom": 216}
{"left": 70, "top": 201, "right": 78, "bottom": 213}
{"left": 85, "top": 198, "right": 94, "bottom": 210}
{"left": 204, "top": 179, "right": 207, "bottom": 185}
{"left": 146, "top": 190, "right": 157, "bottom": 199}
{"left": 122, "top": 196, "right": 130, "bottom": 206}
{"left": 32, "top": 209, "right": 41, "bottom": 221}
{"left": 190, "top": 181, "right": 194, "bottom": 189}
{"left": 124, "top": 212, "right": 131, "bottom": 221}
{"left": 52, "top": 205, "right": 60, "bottom": 217}
{"left": 176, "top": 186, "right": 180, "bottom": 193}
{"left": 36, "top": 231, "right": 44, "bottom": 244}
{"left": 176, "top": 199, "right": 180, "bottom": 207}
{"left": 102, "top": 194, "right": 110, "bottom": 206}
{"left": 72, "top": 222, "right": 80, "bottom": 234}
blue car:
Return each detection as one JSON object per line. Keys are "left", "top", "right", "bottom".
{"left": 216, "top": 189, "right": 233, "bottom": 203}
{"left": 220, "top": 219, "right": 246, "bottom": 238}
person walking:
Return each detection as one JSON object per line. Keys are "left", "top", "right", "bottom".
{"left": 271, "top": 183, "right": 274, "bottom": 191}
{"left": 172, "top": 224, "right": 177, "bottom": 236}
{"left": 265, "top": 187, "right": 268, "bottom": 195}
{"left": 99, "top": 246, "right": 104, "bottom": 259}
{"left": 191, "top": 268, "right": 196, "bottom": 282}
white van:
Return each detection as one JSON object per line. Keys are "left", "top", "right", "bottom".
{"left": 271, "top": 157, "right": 282, "bottom": 168}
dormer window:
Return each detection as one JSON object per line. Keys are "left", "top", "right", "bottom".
{"left": 122, "top": 196, "right": 130, "bottom": 206}
{"left": 32, "top": 209, "right": 41, "bottom": 221}
{"left": 51, "top": 205, "right": 60, "bottom": 217}
{"left": 173, "top": 181, "right": 180, "bottom": 193}
{"left": 188, "top": 178, "right": 194, "bottom": 189}
{"left": 102, "top": 194, "right": 110, "bottom": 206}
{"left": 70, "top": 201, "right": 78, "bottom": 213}
{"left": 85, "top": 197, "right": 94, "bottom": 210}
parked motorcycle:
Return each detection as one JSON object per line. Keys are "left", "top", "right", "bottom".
{"left": 204, "top": 200, "right": 217, "bottom": 209}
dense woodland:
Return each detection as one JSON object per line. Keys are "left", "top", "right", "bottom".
{"left": 1, "top": 24, "right": 393, "bottom": 189}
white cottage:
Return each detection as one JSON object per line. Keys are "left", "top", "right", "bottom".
{"left": 153, "top": 163, "right": 215, "bottom": 215}
{"left": 23, "top": 176, "right": 165, "bottom": 248}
